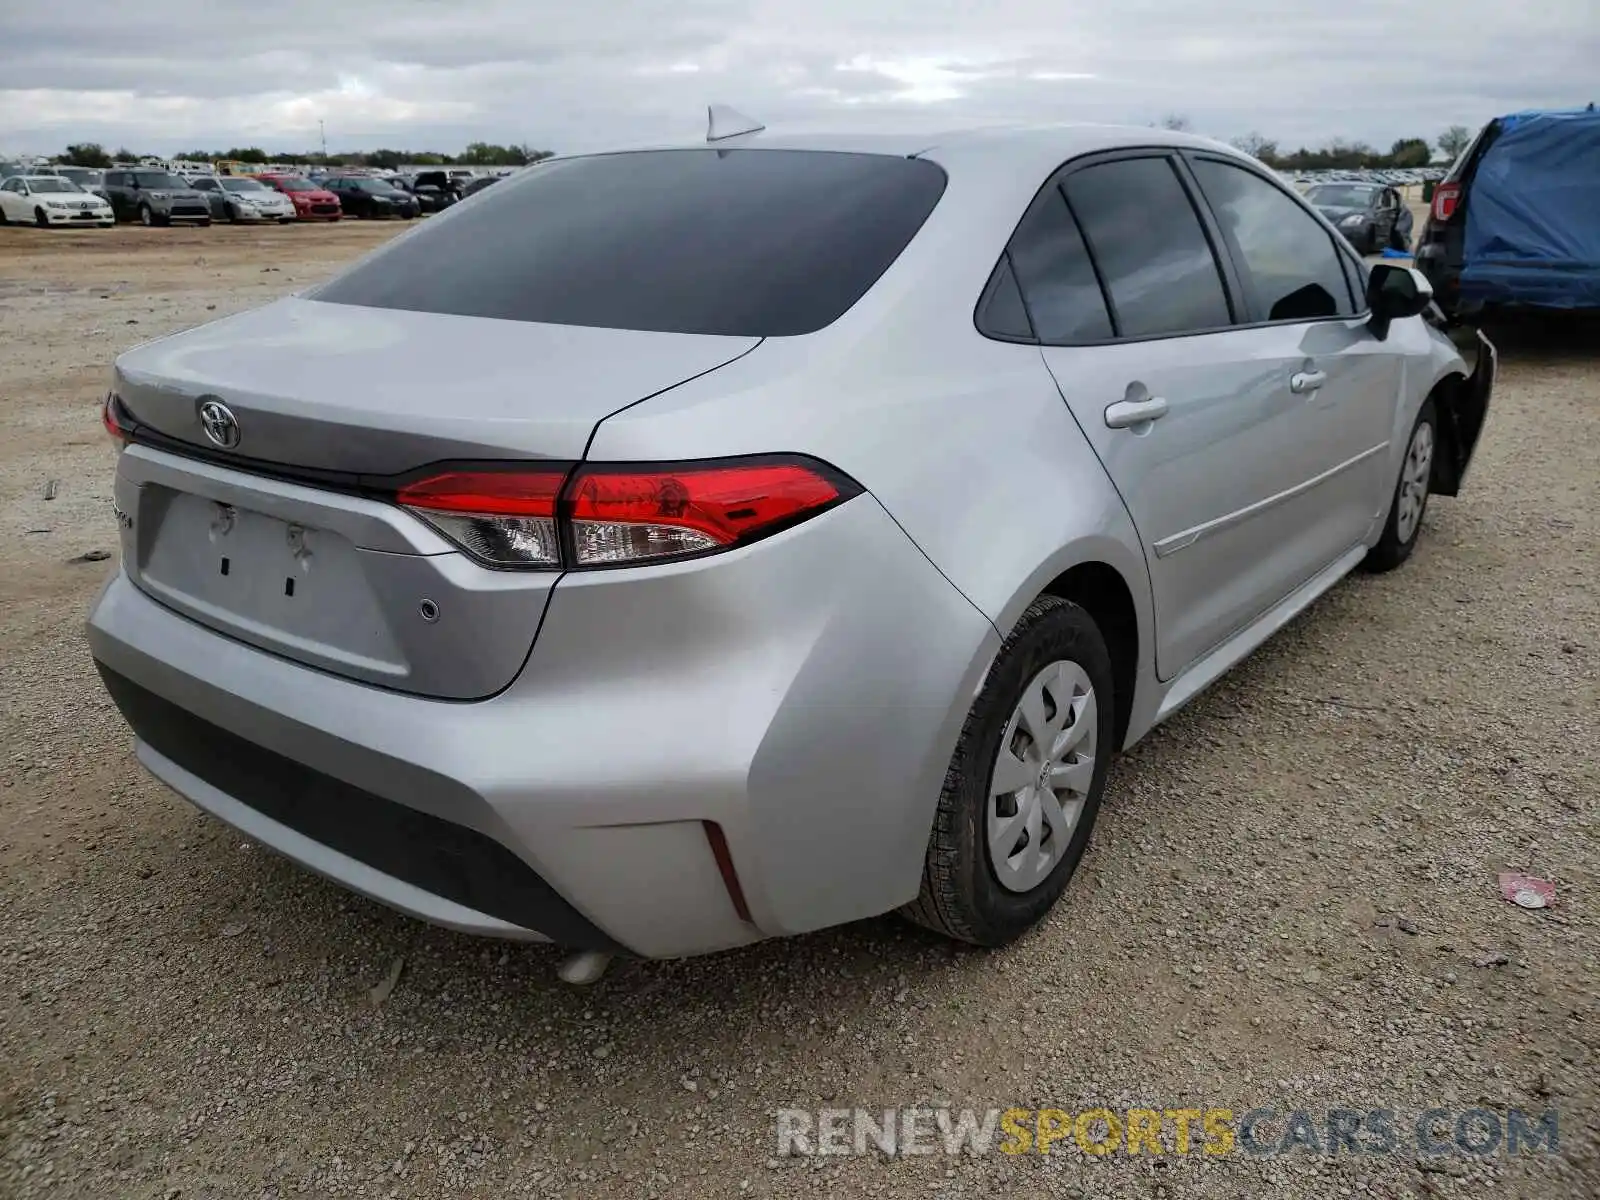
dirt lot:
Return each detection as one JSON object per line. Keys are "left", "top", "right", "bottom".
{"left": 1, "top": 222, "right": 1595, "bottom": 1200}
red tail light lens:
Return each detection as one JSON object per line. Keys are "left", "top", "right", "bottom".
{"left": 566, "top": 459, "right": 850, "bottom": 566}
{"left": 102, "top": 393, "right": 131, "bottom": 446}
{"left": 393, "top": 456, "right": 858, "bottom": 570}
{"left": 396, "top": 467, "right": 569, "bottom": 567}
{"left": 1431, "top": 182, "right": 1461, "bottom": 223}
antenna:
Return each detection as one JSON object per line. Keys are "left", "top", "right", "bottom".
{"left": 706, "top": 104, "right": 765, "bottom": 143}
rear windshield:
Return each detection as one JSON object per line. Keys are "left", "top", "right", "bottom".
{"left": 312, "top": 149, "right": 948, "bottom": 336}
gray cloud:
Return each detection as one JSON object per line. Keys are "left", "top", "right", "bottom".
{"left": 1, "top": 0, "right": 1595, "bottom": 156}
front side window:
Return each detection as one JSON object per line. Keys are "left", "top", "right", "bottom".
{"left": 1062, "top": 157, "right": 1232, "bottom": 339}
{"left": 1191, "top": 158, "right": 1355, "bottom": 322}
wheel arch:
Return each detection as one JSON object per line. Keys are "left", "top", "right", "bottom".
{"left": 1035, "top": 561, "right": 1141, "bottom": 749}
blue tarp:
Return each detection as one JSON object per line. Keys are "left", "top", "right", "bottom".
{"left": 1459, "top": 107, "right": 1600, "bottom": 310}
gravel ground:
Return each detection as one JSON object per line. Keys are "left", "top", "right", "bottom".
{"left": 0, "top": 222, "right": 1595, "bottom": 1200}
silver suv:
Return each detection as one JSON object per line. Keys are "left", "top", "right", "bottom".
{"left": 89, "top": 126, "right": 1494, "bottom": 965}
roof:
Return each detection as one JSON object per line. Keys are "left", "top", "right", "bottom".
{"left": 558, "top": 122, "right": 1238, "bottom": 167}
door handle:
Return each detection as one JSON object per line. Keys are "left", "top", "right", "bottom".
{"left": 1104, "top": 396, "right": 1169, "bottom": 429}
{"left": 1290, "top": 370, "right": 1327, "bottom": 394}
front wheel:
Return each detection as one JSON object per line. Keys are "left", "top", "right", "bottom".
{"left": 196, "top": 218, "right": 211, "bottom": 227}
{"left": 902, "top": 596, "right": 1114, "bottom": 946}
{"left": 138, "top": 204, "right": 154, "bottom": 227}
{"left": 1362, "top": 398, "right": 1437, "bottom": 573}
{"left": 34, "top": 207, "right": 49, "bottom": 228}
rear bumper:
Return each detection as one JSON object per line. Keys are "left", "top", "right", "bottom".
{"left": 88, "top": 494, "right": 997, "bottom": 958}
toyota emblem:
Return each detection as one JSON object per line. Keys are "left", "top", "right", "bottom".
{"left": 197, "top": 398, "right": 241, "bottom": 449}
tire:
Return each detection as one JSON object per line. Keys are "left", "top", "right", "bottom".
{"left": 1362, "top": 398, "right": 1437, "bottom": 573}
{"left": 35, "top": 207, "right": 49, "bottom": 228}
{"left": 138, "top": 204, "right": 154, "bottom": 227}
{"left": 197, "top": 218, "right": 211, "bottom": 228}
{"left": 227, "top": 203, "right": 240, "bottom": 224}
{"left": 902, "top": 596, "right": 1115, "bottom": 946}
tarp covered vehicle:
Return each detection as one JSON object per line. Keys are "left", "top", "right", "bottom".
{"left": 1415, "top": 106, "right": 1600, "bottom": 319}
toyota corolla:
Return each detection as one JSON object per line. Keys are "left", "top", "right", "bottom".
{"left": 88, "top": 124, "right": 1493, "bottom": 973}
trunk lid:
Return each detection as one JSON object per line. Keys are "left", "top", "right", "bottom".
{"left": 113, "top": 297, "right": 759, "bottom": 475}
{"left": 110, "top": 299, "right": 759, "bottom": 699}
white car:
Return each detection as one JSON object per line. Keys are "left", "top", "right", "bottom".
{"left": 0, "top": 175, "right": 114, "bottom": 227}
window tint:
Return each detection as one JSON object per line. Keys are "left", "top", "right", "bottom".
{"left": 315, "top": 150, "right": 945, "bottom": 337}
{"left": 1063, "top": 157, "right": 1231, "bottom": 338}
{"left": 1005, "top": 187, "right": 1112, "bottom": 342}
{"left": 976, "top": 259, "right": 1034, "bottom": 340}
{"left": 1191, "top": 159, "right": 1355, "bottom": 322}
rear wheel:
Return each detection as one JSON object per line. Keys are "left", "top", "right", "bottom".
{"left": 1363, "top": 398, "right": 1437, "bottom": 572}
{"left": 902, "top": 596, "right": 1114, "bottom": 946}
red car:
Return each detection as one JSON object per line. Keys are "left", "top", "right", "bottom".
{"left": 252, "top": 174, "right": 342, "bottom": 221}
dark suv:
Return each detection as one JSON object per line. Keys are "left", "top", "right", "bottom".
{"left": 102, "top": 170, "right": 212, "bottom": 226}
{"left": 1414, "top": 106, "right": 1600, "bottom": 321}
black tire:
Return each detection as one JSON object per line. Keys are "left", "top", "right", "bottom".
{"left": 1362, "top": 398, "right": 1437, "bottom": 573}
{"left": 138, "top": 204, "right": 154, "bottom": 227}
{"left": 197, "top": 218, "right": 211, "bottom": 228}
{"left": 35, "top": 206, "right": 49, "bottom": 228}
{"left": 902, "top": 596, "right": 1115, "bottom": 946}
{"left": 227, "top": 203, "right": 240, "bottom": 224}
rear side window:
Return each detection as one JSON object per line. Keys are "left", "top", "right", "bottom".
{"left": 1005, "top": 187, "right": 1113, "bottom": 342}
{"left": 314, "top": 150, "right": 947, "bottom": 337}
{"left": 1063, "top": 157, "right": 1233, "bottom": 338}
{"left": 1190, "top": 158, "right": 1355, "bottom": 321}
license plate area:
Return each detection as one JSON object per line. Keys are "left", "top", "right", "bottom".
{"left": 138, "top": 489, "right": 406, "bottom": 676}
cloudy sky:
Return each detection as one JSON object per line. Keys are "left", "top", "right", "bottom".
{"left": 2, "top": 1, "right": 1595, "bottom": 158}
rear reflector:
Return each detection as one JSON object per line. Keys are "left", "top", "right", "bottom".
{"left": 393, "top": 456, "right": 858, "bottom": 570}
{"left": 1431, "top": 182, "right": 1461, "bottom": 223}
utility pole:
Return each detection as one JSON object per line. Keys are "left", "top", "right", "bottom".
{"left": 319, "top": 120, "right": 327, "bottom": 159}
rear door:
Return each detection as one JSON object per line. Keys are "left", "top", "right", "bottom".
{"left": 1016, "top": 152, "right": 1344, "bottom": 679}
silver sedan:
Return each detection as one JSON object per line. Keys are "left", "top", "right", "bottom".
{"left": 89, "top": 123, "right": 1493, "bottom": 968}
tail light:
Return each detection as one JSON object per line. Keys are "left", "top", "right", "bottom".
{"left": 396, "top": 467, "right": 566, "bottom": 567}
{"left": 102, "top": 392, "right": 131, "bottom": 446}
{"left": 395, "top": 455, "right": 859, "bottom": 570}
{"left": 1431, "top": 182, "right": 1461, "bottom": 223}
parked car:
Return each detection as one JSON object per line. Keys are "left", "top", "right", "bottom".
{"left": 411, "top": 170, "right": 467, "bottom": 206}
{"left": 90, "top": 126, "right": 1493, "bottom": 967}
{"left": 321, "top": 175, "right": 420, "bottom": 219}
{"left": 0, "top": 174, "right": 114, "bottom": 227}
{"left": 101, "top": 169, "right": 212, "bottom": 226}
{"left": 1414, "top": 106, "right": 1600, "bottom": 321}
{"left": 396, "top": 173, "right": 454, "bottom": 213}
{"left": 1304, "top": 181, "right": 1412, "bottom": 254}
{"left": 459, "top": 175, "right": 501, "bottom": 199}
{"left": 187, "top": 175, "right": 296, "bottom": 223}
{"left": 252, "top": 175, "right": 342, "bottom": 221}
{"left": 49, "top": 166, "right": 109, "bottom": 199}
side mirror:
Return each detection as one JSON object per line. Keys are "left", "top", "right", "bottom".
{"left": 1366, "top": 264, "right": 1433, "bottom": 341}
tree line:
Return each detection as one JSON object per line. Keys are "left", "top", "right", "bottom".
{"left": 1157, "top": 117, "right": 1474, "bottom": 170}
{"left": 53, "top": 142, "right": 555, "bottom": 169}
